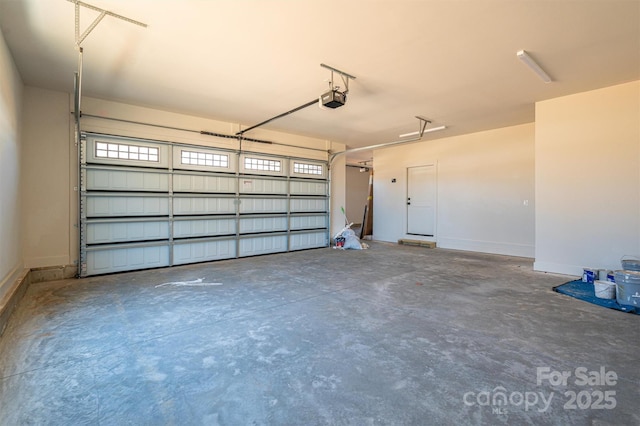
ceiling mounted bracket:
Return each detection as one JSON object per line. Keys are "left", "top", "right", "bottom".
{"left": 68, "top": 0, "right": 147, "bottom": 48}
{"left": 330, "top": 116, "right": 447, "bottom": 165}
{"left": 415, "top": 116, "right": 432, "bottom": 137}
{"left": 320, "top": 63, "right": 356, "bottom": 94}
{"left": 398, "top": 117, "right": 446, "bottom": 138}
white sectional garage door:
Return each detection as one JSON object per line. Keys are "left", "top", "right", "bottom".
{"left": 80, "top": 133, "right": 329, "bottom": 277}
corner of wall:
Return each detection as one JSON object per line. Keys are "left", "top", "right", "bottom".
{"left": 0, "top": 263, "right": 79, "bottom": 337}
{"left": 29, "top": 264, "right": 78, "bottom": 284}
{"left": 0, "top": 267, "right": 30, "bottom": 337}
{"left": 329, "top": 144, "right": 347, "bottom": 238}
{"left": 534, "top": 80, "right": 640, "bottom": 273}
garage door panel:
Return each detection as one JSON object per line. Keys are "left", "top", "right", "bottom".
{"left": 87, "top": 219, "right": 170, "bottom": 244}
{"left": 290, "top": 214, "right": 328, "bottom": 230}
{"left": 173, "top": 196, "right": 236, "bottom": 215}
{"left": 86, "top": 244, "right": 170, "bottom": 275}
{"left": 86, "top": 168, "right": 169, "bottom": 192}
{"left": 173, "top": 173, "right": 236, "bottom": 193}
{"left": 239, "top": 215, "right": 288, "bottom": 234}
{"left": 290, "top": 197, "right": 328, "bottom": 213}
{"left": 289, "top": 180, "right": 328, "bottom": 196}
{"left": 239, "top": 234, "right": 288, "bottom": 257}
{"left": 86, "top": 194, "right": 170, "bottom": 217}
{"left": 239, "top": 177, "right": 287, "bottom": 195}
{"left": 239, "top": 197, "right": 287, "bottom": 214}
{"left": 173, "top": 217, "right": 236, "bottom": 238}
{"left": 173, "top": 239, "right": 236, "bottom": 265}
{"left": 290, "top": 231, "right": 329, "bottom": 250}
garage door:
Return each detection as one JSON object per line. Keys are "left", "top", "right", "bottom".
{"left": 79, "top": 133, "right": 329, "bottom": 277}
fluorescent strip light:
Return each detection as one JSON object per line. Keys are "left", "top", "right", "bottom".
{"left": 399, "top": 125, "right": 447, "bottom": 138}
{"left": 517, "top": 50, "right": 552, "bottom": 83}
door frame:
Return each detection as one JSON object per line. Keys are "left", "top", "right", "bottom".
{"left": 405, "top": 163, "right": 437, "bottom": 241}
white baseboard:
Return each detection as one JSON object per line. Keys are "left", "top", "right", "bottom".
{"left": 533, "top": 261, "right": 582, "bottom": 277}
{"left": 0, "top": 266, "right": 30, "bottom": 337}
{"left": 0, "top": 263, "right": 78, "bottom": 337}
{"left": 436, "top": 237, "right": 535, "bottom": 258}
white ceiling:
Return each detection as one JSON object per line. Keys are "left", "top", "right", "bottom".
{"left": 1, "top": 0, "right": 639, "bottom": 163}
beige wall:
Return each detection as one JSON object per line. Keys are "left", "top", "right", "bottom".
{"left": 345, "top": 166, "right": 370, "bottom": 225}
{"left": 373, "top": 123, "right": 535, "bottom": 257}
{"left": 330, "top": 155, "right": 347, "bottom": 237}
{"left": 0, "top": 28, "right": 24, "bottom": 301}
{"left": 19, "top": 91, "right": 345, "bottom": 272}
{"left": 13, "top": 61, "right": 639, "bottom": 277}
{"left": 535, "top": 81, "right": 640, "bottom": 275}
{"left": 21, "top": 87, "right": 72, "bottom": 269}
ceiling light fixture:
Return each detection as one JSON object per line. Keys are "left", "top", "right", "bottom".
{"left": 358, "top": 160, "right": 371, "bottom": 172}
{"left": 516, "top": 50, "right": 552, "bottom": 83}
{"left": 399, "top": 125, "right": 447, "bottom": 138}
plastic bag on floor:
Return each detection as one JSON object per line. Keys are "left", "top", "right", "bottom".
{"left": 341, "top": 228, "right": 363, "bottom": 250}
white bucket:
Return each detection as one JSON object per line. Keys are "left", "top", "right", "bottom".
{"left": 614, "top": 270, "right": 640, "bottom": 307}
{"left": 594, "top": 280, "right": 616, "bottom": 299}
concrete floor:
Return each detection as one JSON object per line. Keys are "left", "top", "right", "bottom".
{"left": 0, "top": 243, "right": 638, "bottom": 425}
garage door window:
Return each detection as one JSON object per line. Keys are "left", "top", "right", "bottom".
{"left": 181, "top": 150, "right": 229, "bottom": 168}
{"left": 293, "top": 162, "right": 323, "bottom": 176}
{"left": 244, "top": 157, "right": 281, "bottom": 172}
{"left": 95, "top": 142, "right": 159, "bottom": 162}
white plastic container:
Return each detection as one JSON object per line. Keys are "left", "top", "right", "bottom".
{"left": 594, "top": 280, "right": 616, "bottom": 299}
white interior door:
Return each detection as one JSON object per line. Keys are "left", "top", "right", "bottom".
{"left": 407, "top": 165, "right": 436, "bottom": 236}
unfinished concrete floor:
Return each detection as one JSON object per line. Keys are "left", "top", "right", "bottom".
{"left": 0, "top": 243, "right": 638, "bottom": 425}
